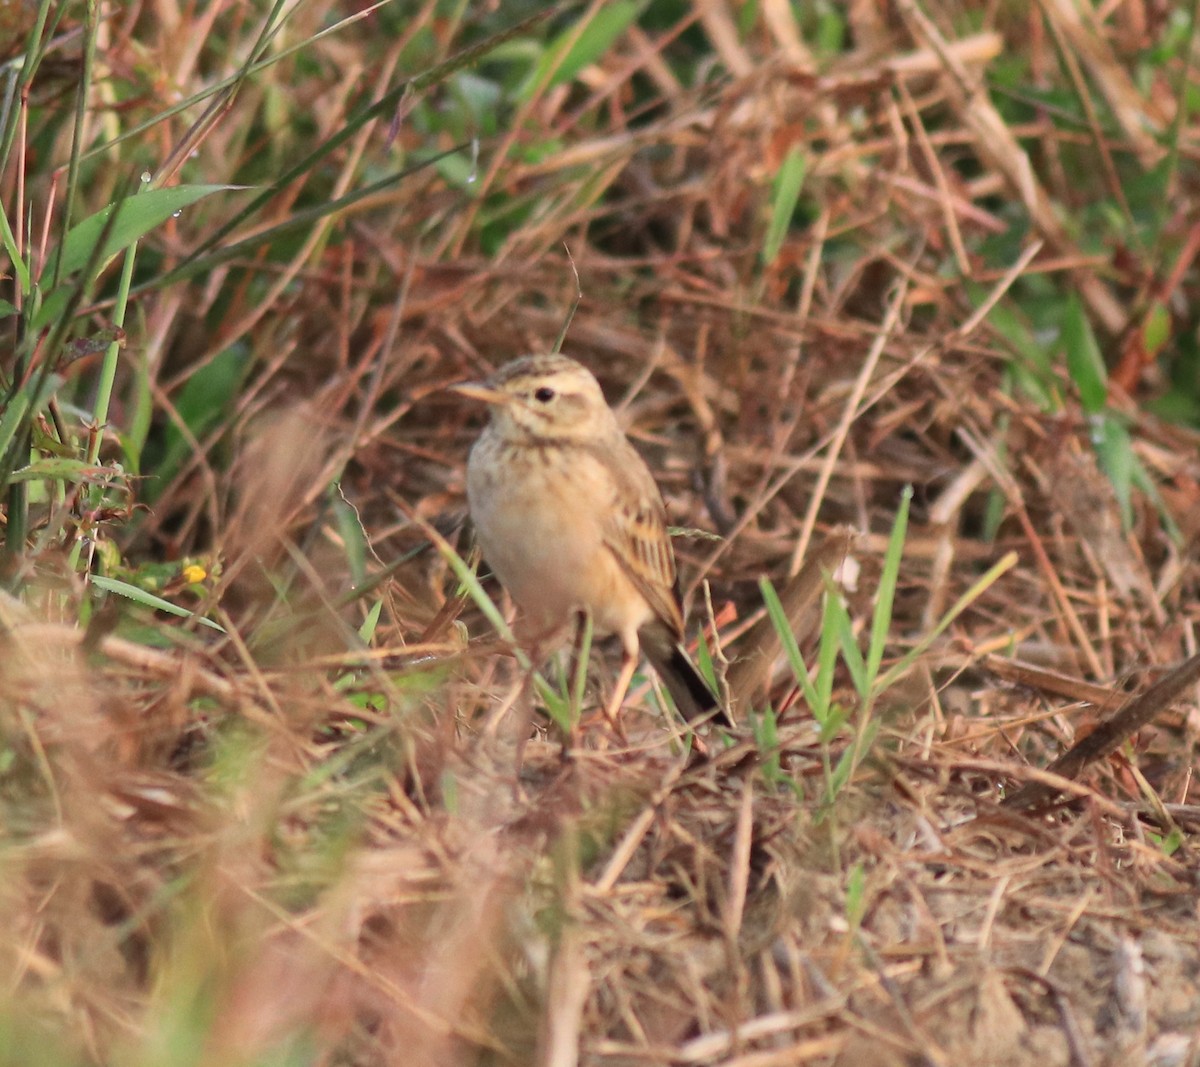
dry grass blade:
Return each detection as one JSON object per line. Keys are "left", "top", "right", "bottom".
{"left": 1003, "top": 651, "right": 1200, "bottom": 812}
{"left": 982, "top": 654, "right": 1124, "bottom": 708}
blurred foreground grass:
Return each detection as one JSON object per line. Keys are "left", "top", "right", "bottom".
{"left": 1, "top": 3, "right": 1199, "bottom": 1065}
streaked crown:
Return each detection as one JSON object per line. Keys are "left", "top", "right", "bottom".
{"left": 470, "top": 354, "right": 617, "bottom": 442}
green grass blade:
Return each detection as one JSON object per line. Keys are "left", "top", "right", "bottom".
{"left": 357, "top": 599, "right": 383, "bottom": 645}
{"left": 432, "top": 529, "right": 557, "bottom": 708}
{"left": 828, "top": 578, "right": 866, "bottom": 700}
{"left": 1062, "top": 293, "right": 1107, "bottom": 415}
{"left": 90, "top": 575, "right": 226, "bottom": 633}
{"left": 51, "top": 0, "right": 99, "bottom": 291}
{"left": 759, "top": 576, "right": 818, "bottom": 711}
{"left": 38, "top": 184, "right": 235, "bottom": 312}
{"left": 0, "top": 375, "right": 57, "bottom": 461}
{"left": 6, "top": 457, "right": 103, "bottom": 483}
{"left": 524, "top": 1, "right": 641, "bottom": 97}
{"left": 568, "top": 611, "right": 593, "bottom": 731}
{"left": 0, "top": 202, "right": 29, "bottom": 293}
{"left": 694, "top": 626, "right": 720, "bottom": 695}
{"left": 762, "top": 144, "right": 807, "bottom": 266}
{"left": 875, "top": 551, "right": 1019, "bottom": 694}
{"left": 1096, "top": 413, "right": 1134, "bottom": 530}
{"left": 139, "top": 149, "right": 464, "bottom": 294}
{"left": 86, "top": 209, "right": 142, "bottom": 468}
{"left": 814, "top": 582, "right": 841, "bottom": 728}
{"left": 867, "top": 486, "right": 911, "bottom": 681}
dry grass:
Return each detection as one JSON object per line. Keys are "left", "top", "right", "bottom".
{"left": 2, "top": 2, "right": 1200, "bottom": 1065}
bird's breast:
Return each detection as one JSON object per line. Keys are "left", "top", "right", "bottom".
{"left": 466, "top": 436, "right": 650, "bottom": 640}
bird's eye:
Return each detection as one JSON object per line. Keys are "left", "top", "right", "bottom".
{"left": 533, "top": 386, "right": 556, "bottom": 403}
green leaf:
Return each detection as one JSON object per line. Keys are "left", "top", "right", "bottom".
{"left": 818, "top": 704, "right": 848, "bottom": 747}
{"left": 816, "top": 7, "right": 846, "bottom": 55}
{"left": 1142, "top": 301, "right": 1171, "bottom": 356}
{"left": 737, "top": 0, "right": 759, "bottom": 37}
{"left": 0, "top": 374, "right": 61, "bottom": 464}
{"left": 148, "top": 345, "right": 247, "bottom": 500}
{"left": 867, "top": 486, "right": 910, "bottom": 681}
{"left": 760, "top": 576, "right": 819, "bottom": 712}
{"left": 331, "top": 484, "right": 368, "bottom": 586}
{"left": 527, "top": 1, "right": 639, "bottom": 96}
{"left": 983, "top": 295, "right": 1057, "bottom": 409}
{"left": 540, "top": 681, "right": 574, "bottom": 733}
{"left": 34, "top": 185, "right": 236, "bottom": 330}
{"left": 982, "top": 410, "right": 1011, "bottom": 541}
{"left": 570, "top": 611, "right": 593, "bottom": 729}
{"left": 829, "top": 581, "right": 866, "bottom": 700}
{"left": 121, "top": 342, "right": 154, "bottom": 474}
{"left": 754, "top": 704, "right": 780, "bottom": 784}
{"left": 829, "top": 732, "right": 857, "bottom": 792}
{"left": 693, "top": 626, "right": 720, "bottom": 697}
{"left": 357, "top": 599, "right": 383, "bottom": 644}
{"left": 1158, "top": 826, "right": 1184, "bottom": 856}
{"left": 1096, "top": 413, "right": 1134, "bottom": 530}
{"left": 844, "top": 862, "right": 867, "bottom": 927}
{"left": 90, "top": 574, "right": 226, "bottom": 632}
{"left": 7, "top": 457, "right": 108, "bottom": 483}
{"left": 815, "top": 584, "right": 841, "bottom": 728}
{"left": 1062, "top": 294, "right": 1108, "bottom": 414}
{"left": 0, "top": 203, "right": 30, "bottom": 294}
{"left": 762, "top": 145, "right": 807, "bottom": 266}
{"left": 52, "top": 184, "right": 235, "bottom": 279}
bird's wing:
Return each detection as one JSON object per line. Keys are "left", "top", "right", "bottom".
{"left": 591, "top": 436, "right": 686, "bottom": 639}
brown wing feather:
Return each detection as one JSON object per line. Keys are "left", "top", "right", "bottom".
{"left": 589, "top": 436, "right": 686, "bottom": 639}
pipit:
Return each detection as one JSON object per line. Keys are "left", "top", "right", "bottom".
{"left": 455, "top": 354, "right": 731, "bottom": 729}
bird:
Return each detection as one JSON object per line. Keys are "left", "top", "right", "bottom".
{"left": 454, "top": 354, "right": 731, "bottom": 730}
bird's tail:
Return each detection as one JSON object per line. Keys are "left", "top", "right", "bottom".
{"left": 642, "top": 633, "right": 733, "bottom": 728}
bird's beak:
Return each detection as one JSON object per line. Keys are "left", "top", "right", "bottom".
{"left": 451, "top": 381, "right": 511, "bottom": 406}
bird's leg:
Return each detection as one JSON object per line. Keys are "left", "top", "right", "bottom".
{"left": 601, "top": 643, "right": 638, "bottom": 741}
